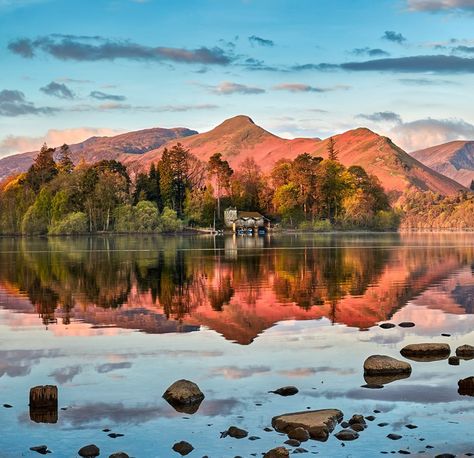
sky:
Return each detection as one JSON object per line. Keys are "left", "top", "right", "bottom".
{"left": 1, "top": 0, "right": 474, "bottom": 158}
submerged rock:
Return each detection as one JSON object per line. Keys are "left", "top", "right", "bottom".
{"left": 78, "top": 444, "right": 100, "bottom": 457}
{"left": 270, "top": 386, "right": 299, "bottom": 396}
{"left": 387, "top": 433, "right": 402, "bottom": 440}
{"left": 272, "top": 409, "right": 343, "bottom": 441}
{"left": 400, "top": 343, "right": 450, "bottom": 361}
{"left": 458, "top": 376, "right": 474, "bottom": 396}
{"left": 379, "top": 323, "right": 396, "bottom": 329}
{"left": 29, "top": 445, "right": 49, "bottom": 455}
{"left": 109, "top": 454, "right": 129, "bottom": 458}
{"left": 364, "top": 355, "right": 412, "bottom": 376}
{"left": 172, "top": 441, "right": 194, "bottom": 456}
{"left": 163, "top": 379, "right": 204, "bottom": 414}
{"left": 398, "top": 322, "right": 415, "bottom": 328}
{"left": 224, "top": 426, "right": 248, "bottom": 439}
{"left": 335, "top": 429, "right": 359, "bottom": 441}
{"left": 263, "top": 447, "right": 290, "bottom": 458}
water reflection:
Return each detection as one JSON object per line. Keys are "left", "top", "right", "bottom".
{"left": 1, "top": 234, "right": 474, "bottom": 344}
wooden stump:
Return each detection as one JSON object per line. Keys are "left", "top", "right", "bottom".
{"left": 29, "top": 385, "right": 58, "bottom": 424}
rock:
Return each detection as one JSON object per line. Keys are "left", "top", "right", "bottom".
{"left": 108, "top": 433, "right": 124, "bottom": 438}
{"left": 263, "top": 447, "right": 289, "bottom": 458}
{"left": 348, "top": 414, "right": 366, "bottom": 425}
{"left": 458, "top": 376, "right": 474, "bottom": 396}
{"left": 270, "top": 386, "right": 299, "bottom": 396}
{"left": 272, "top": 409, "right": 343, "bottom": 442}
{"left": 163, "top": 379, "right": 204, "bottom": 414}
{"left": 398, "top": 322, "right": 415, "bottom": 328}
{"left": 172, "top": 441, "right": 194, "bottom": 456}
{"left": 350, "top": 423, "right": 366, "bottom": 432}
{"left": 293, "top": 448, "right": 308, "bottom": 453}
{"left": 78, "top": 444, "right": 100, "bottom": 457}
{"left": 225, "top": 426, "right": 248, "bottom": 439}
{"left": 448, "top": 356, "right": 460, "bottom": 366}
{"left": 456, "top": 344, "right": 474, "bottom": 358}
{"left": 288, "top": 427, "right": 309, "bottom": 442}
{"left": 400, "top": 343, "right": 450, "bottom": 362}
{"left": 405, "top": 424, "right": 417, "bottom": 429}
{"left": 441, "top": 333, "right": 451, "bottom": 337}
{"left": 109, "top": 454, "right": 129, "bottom": 458}
{"left": 335, "top": 429, "right": 359, "bottom": 441}
{"left": 248, "top": 436, "right": 260, "bottom": 441}
{"left": 378, "top": 422, "right": 389, "bottom": 427}
{"left": 284, "top": 439, "right": 300, "bottom": 446}
{"left": 30, "top": 445, "right": 49, "bottom": 455}
{"left": 365, "top": 415, "right": 375, "bottom": 421}
{"left": 379, "top": 323, "right": 396, "bottom": 329}
{"left": 364, "top": 373, "right": 410, "bottom": 386}
{"left": 29, "top": 385, "right": 58, "bottom": 424}
{"left": 364, "top": 355, "right": 412, "bottom": 376}
{"left": 3, "top": 404, "right": 12, "bottom": 408}
{"left": 387, "top": 433, "right": 402, "bottom": 440}
{"left": 361, "top": 383, "right": 384, "bottom": 389}
{"left": 341, "top": 421, "right": 350, "bottom": 428}
{"left": 434, "top": 454, "right": 456, "bottom": 458}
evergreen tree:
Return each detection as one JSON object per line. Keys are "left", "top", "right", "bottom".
{"left": 57, "top": 144, "right": 74, "bottom": 174}
{"left": 208, "top": 152, "right": 233, "bottom": 219}
{"left": 26, "top": 143, "right": 58, "bottom": 192}
{"left": 327, "top": 137, "right": 338, "bottom": 161}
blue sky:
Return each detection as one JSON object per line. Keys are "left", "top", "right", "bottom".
{"left": 1, "top": 0, "right": 474, "bottom": 157}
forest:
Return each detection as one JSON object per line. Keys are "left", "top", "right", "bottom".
{"left": 0, "top": 140, "right": 401, "bottom": 235}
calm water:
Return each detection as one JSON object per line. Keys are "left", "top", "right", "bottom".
{"left": 0, "top": 233, "right": 474, "bottom": 457}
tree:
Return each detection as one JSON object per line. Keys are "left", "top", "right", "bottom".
{"left": 26, "top": 143, "right": 58, "bottom": 192}
{"left": 231, "top": 157, "right": 265, "bottom": 211}
{"left": 57, "top": 144, "right": 74, "bottom": 174}
{"left": 208, "top": 153, "right": 233, "bottom": 219}
{"left": 327, "top": 137, "right": 338, "bottom": 161}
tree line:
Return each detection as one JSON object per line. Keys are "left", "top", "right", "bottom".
{"left": 0, "top": 140, "right": 399, "bottom": 235}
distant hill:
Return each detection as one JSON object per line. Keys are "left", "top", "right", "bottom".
{"left": 411, "top": 140, "right": 474, "bottom": 188}
{"left": 0, "top": 115, "right": 465, "bottom": 196}
{"left": 0, "top": 126, "right": 197, "bottom": 182}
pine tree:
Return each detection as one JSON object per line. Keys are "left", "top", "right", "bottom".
{"left": 327, "top": 137, "right": 338, "bottom": 161}
{"left": 26, "top": 143, "right": 58, "bottom": 192}
{"left": 57, "top": 144, "right": 74, "bottom": 174}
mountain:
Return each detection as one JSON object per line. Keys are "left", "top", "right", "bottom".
{"left": 0, "top": 126, "right": 197, "bottom": 182}
{"left": 0, "top": 115, "right": 465, "bottom": 196}
{"left": 411, "top": 140, "right": 474, "bottom": 188}
{"left": 129, "top": 116, "right": 464, "bottom": 197}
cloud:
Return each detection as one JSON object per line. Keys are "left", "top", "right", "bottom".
{"left": 0, "top": 349, "right": 63, "bottom": 378}
{"left": 407, "top": 0, "right": 474, "bottom": 11}
{"left": 453, "top": 45, "right": 474, "bottom": 53}
{"left": 0, "top": 127, "right": 121, "bottom": 155}
{"left": 273, "top": 83, "right": 350, "bottom": 93}
{"left": 201, "top": 81, "right": 265, "bottom": 95}
{"left": 209, "top": 365, "right": 271, "bottom": 379}
{"left": 398, "top": 77, "right": 457, "bottom": 85}
{"left": 0, "top": 89, "right": 57, "bottom": 116}
{"left": 96, "top": 362, "right": 132, "bottom": 373}
{"left": 8, "top": 35, "right": 233, "bottom": 65}
{"left": 390, "top": 117, "right": 474, "bottom": 150}
{"left": 90, "top": 90, "right": 126, "bottom": 101}
{"left": 382, "top": 31, "right": 407, "bottom": 44}
{"left": 72, "top": 102, "right": 218, "bottom": 113}
{"left": 352, "top": 47, "right": 390, "bottom": 57}
{"left": 357, "top": 111, "right": 403, "bottom": 124}
{"left": 248, "top": 35, "right": 274, "bottom": 47}
{"left": 40, "top": 81, "right": 74, "bottom": 99}
{"left": 56, "top": 77, "right": 92, "bottom": 84}
{"left": 49, "top": 365, "right": 82, "bottom": 384}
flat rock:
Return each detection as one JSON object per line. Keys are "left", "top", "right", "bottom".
{"left": 364, "top": 355, "right": 412, "bottom": 376}
{"left": 400, "top": 343, "right": 450, "bottom": 362}
{"left": 263, "top": 447, "right": 289, "bottom": 458}
{"left": 398, "top": 322, "right": 415, "bottom": 328}
{"left": 78, "top": 444, "right": 100, "bottom": 457}
{"left": 456, "top": 344, "right": 474, "bottom": 358}
{"left": 335, "top": 429, "right": 359, "bottom": 441}
{"left": 379, "top": 323, "right": 396, "bottom": 329}
{"left": 270, "top": 386, "right": 299, "bottom": 396}
{"left": 272, "top": 409, "right": 343, "bottom": 441}
{"left": 387, "top": 433, "right": 402, "bottom": 440}
{"left": 163, "top": 379, "right": 204, "bottom": 413}
{"left": 172, "top": 441, "right": 194, "bottom": 456}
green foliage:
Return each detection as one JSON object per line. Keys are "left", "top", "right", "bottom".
{"left": 161, "top": 207, "right": 182, "bottom": 232}
{"left": 299, "top": 219, "right": 332, "bottom": 232}
{"left": 49, "top": 212, "right": 88, "bottom": 235}
{"left": 21, "top": 189, "right": 52, "bottom": 235}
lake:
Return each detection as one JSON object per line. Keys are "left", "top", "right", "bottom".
{"left": 0, "top": 233, "right": 473, "bottom": 457}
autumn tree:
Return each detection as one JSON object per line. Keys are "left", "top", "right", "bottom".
{"left": 26, "top": 143, "right": 58, "bottom": 192}
{"left": 208, "top": 153, "right": 233, "bottom": 219}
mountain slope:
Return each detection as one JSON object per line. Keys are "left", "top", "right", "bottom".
{"left": 0, "top": 126, "right": 197, "bottom": 182}
{"left": 411, "top": 140, "right": 474, "bottom": 187}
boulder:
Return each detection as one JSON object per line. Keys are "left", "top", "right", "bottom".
{"left": 109, "top": 454, "right": 129, "bottom": 458}
{"left": 387, "top": 433, "right": 402, "bottom": 440}
{"left": 225, "top": 426, "right": 248, "bottom": 439}
{"left": 456, "top": 344, "right": 474, "bottom": 359}
{"left": 270, "top": 386, "right": 299, "bottom": 396}
{"left": 172, "top": 441, "right": 194, "bottom": 456}
{"left": 348, "top": 414, "right": 366, "bottom": 425}
{"left": 78, "top": 444, "right": 100, "bottom": 457}
{"left": 272, "top": 409, "right": 343, "bottom": 441}
{"left": 287, "top": 427, "right": 309, "bottom": 442}
{"left": 29, "top": 445, "right": 49, "bottom": 455}
{"left": 458, "top": 376, "right": 474, "bottom": 396}
{"left": 400, "top": 343, "right": 450, "bottom": 362}
{"left": 263, "top": 447, "right": 289, "bottom": 458}
{"left": 163, "top": 379, "right": 204, "bottom": 414}
{"left": 364, "top": 355, "right": 412, "bottom": 376}
{"left": 448, "top": 356, "right": 460, "bottom": 366}
{"left": 334, "top": 429, "right": 359, "bottom": 441}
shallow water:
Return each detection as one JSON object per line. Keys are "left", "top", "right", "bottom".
{"left": 0, "top": 233, "right": 473, "bottom": 457}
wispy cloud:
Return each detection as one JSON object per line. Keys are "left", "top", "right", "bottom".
{"left": 9, "top": 35, "right": 234, "bottom": 65}
{"left": 90, "top": 90, "right": 126, "bottom": 101}
{"left": 40, "top": 81, "right": 74, "bottom": 99}
{"left": 382, "top": 31, "right": 407, "bottom": 44}
{"left": 0, "top": 89, "right": 57, "bottom": 116}
{"left": 357, "top": 111, "right": 402, "bottom": 124}
{"left": 398, "top": 77, "right": 458, "bottom": 85}
{"left": 199, "top": 81, "right": 266, "bottom": 95}
{"left": 248, "top": 35, "right": 274, "bottom": 47}
{"left": 273, "top": 83, "right": 350, "bottom": 93}
{"left": 407, "top": 0, "right": 474, "bottom": 12}
{"left": 351, "top": 47, "right": 390, "bottom": 57}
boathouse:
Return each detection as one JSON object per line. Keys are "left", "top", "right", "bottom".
{"left": 224, "top": 207, "right": 270, "bottom": 233}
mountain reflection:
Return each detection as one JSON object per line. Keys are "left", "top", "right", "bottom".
{"left": 0, "top": 234, "right": 473, "bottom": 344}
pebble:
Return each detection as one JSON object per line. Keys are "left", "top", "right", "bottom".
{"left": 29, "top": 445, "right": 49, "bottom": 455}
{"left": 380, "top": 323, "right": 396, "bottom": 329}
{"left": 387, "top": 434, "right": 402, "bottom": 440}
{"left": 399, "top": 322, "right": 415, "bottom": 328}
{"left": 172, "top": 441, "right": 194, "bottom": 456}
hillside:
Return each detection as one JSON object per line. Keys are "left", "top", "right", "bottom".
{"left": 0, "top": 126, "right": 197, "bottom": 182}
{"left": 411, "top": 140, "right": 474, "bottom": 187}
